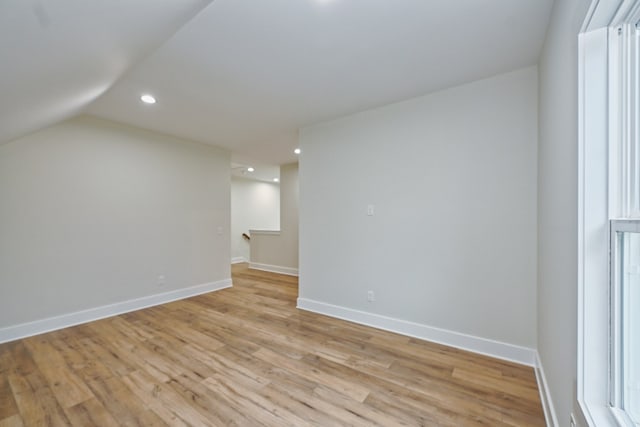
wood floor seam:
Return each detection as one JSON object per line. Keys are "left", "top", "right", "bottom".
{"left": 0, "top": 263, "right": 545, "bottom": 426}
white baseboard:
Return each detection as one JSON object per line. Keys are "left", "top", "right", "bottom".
{"left": 231, "top": 256, "right": 247, "bottom": 264}
{"left": 0, "top": 278, "right": 232, "bottom": 344}
{"left": 249, "top": 262, "right": 298, "bottom": 277}
{"left": 535, "top": 352, "right": 558, "bottom": 427}
{"left": 296, "top": 298, "right": 537, "bottom": 367}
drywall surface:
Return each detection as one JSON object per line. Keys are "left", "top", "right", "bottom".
{"left": 231, "top": 177, "right": 280, "bottom": 262}
{"left": 299, "top": 67, "right": 538, "bottom": 348}
{"left": 250, "top": 163, "right": 298, "bottom": 270}
{"left": 0, "top": 116, "right": 231, "bottom": 327}
{"left": 537, "top": 0, "right": 591, "bottom": 424}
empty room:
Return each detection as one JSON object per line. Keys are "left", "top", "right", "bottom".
{"left": 0, "top": 0, "right": 637, "bottom": 426}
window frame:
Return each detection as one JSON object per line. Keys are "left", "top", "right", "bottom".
{"left": 579, "top": 1, "right": 640, "bottom": 426}
{"left": 578, "top": 24, "right": 613, "bottom": 425}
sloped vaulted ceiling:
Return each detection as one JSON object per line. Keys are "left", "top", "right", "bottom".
{"left": 0, "top": 0, "right": 212, "bottom": 146}
{"left": 1, "top": 0, "right": 554, "bottom": 165}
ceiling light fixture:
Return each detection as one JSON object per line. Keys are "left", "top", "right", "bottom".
{"left": 273, "top": 178, "right": 279, "bottom": 182}
{"left": 294, "top": 148, "right": 301, "bottom": 154}
{"left": 247, "top": 167, "right": 255, "bottom": 172}
{"left": 140, "top": 94, "right": 156, "bottom": 104}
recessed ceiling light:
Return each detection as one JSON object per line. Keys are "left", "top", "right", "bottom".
{"left": 247, "top": 167, "right": 255, "bottom": 172}
{"left": 140, "top": 94, "right": 156, "bottom": 104}
{"left": 273, "top": 178, "right": 279, "bottom": 182}
{"left": 294, "top": 148, "right": 301, "bottom": 154}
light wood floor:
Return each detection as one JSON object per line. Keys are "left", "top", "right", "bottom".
{"left": 0, "top": 264, "right": 545, "bottom": 426}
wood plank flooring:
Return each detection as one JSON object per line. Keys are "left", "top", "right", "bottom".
{"left": 0, "top": 264, "right": 545, "bottom": 426}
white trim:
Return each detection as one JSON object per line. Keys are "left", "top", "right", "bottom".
{"left": 249, "top": 262, "right": 298, "bottom": 276}
{"left": 0, "top": 279, "right": 232, "bottom": 344}
{"left": 231, "top": 256, "right": 247, "bottom": 264}
{"left": 578, "top": 26, "right": 619, "bottom": 427}
{"left": 249, "top": 229, "right": 281, "bottom": 236}
{"left": 296, "top": 298, "right": 537, "bottom": 367}
{"left": 583, "top": 0, "right": 640, "bottom": 32}
{"left": 535, "top": 352, "right": 560, "bottom": 427}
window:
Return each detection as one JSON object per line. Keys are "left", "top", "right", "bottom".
{"left": 611, "top": 221, "right": 640, "bottom": 425}
{"left": 610, "top": 15, "right": 640, "bottom": 427}
{"left": 579, "top": 2, "right": 640, "bottom": 426}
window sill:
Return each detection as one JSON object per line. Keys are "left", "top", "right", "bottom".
{"left": 581, "top": 400, "right": 635, "bottom": 427}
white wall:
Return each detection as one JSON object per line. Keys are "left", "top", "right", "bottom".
{"left": 279, "top": 163, "right": 299, "bottom": 268}
{"left": 537, "top": 0, "right": 591, "bottom": 424}
{"left": 299, "top": 67, "right": 538, "bottom": 350}
{"left": 250, "top": 163, "right": 299, "bottom": 272}
{"left": 0, "top": 115, "right": 231, "bottom": 328}
{"left": 231, "top": 176, "right": 280, "bottom": 262}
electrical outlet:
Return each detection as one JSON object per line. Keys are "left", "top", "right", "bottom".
{"left": 367, "top": 204, "right": 375, "bottom": 216}
{"left": 157, "top": 275, "right": 165, "bottom": 287}
{"left": 367, "top": 290, "right": 375, "bottom": 302}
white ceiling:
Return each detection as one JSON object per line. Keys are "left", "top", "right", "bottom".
{"left": 2, "top": 0, "right": 554, "bottom": 166}
{"left": 0, "top": 0, "right": 212, "bottom": 146}
{"left": 231, "top": 161, "right": 281, "bottom": 184}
